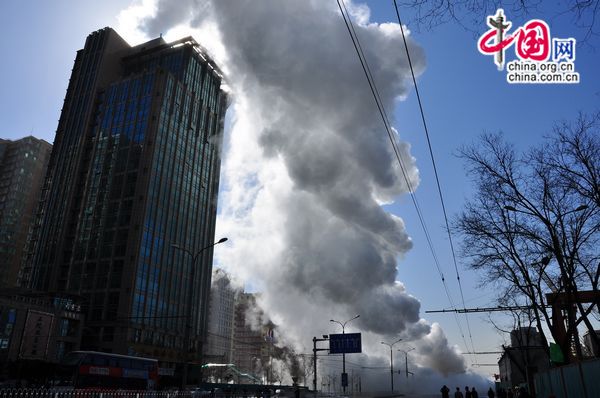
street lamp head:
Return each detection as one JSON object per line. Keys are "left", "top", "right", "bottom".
{"left": 575, "top": 205, "right": 588, "bottom": 212}
{"left": 504, "top": 205, "right": 517, "bottom": 212}
{"left": 330, "top": 319, "right": 335, "bottom": 322}
{"left": 217, "top": 237, "right": 228, "bottom": 244}
{"left": 541, "top": 256, "right": 552, "bottom": 265}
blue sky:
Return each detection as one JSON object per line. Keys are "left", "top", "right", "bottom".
{"left": 1, "top": 0, "right": 598, "bottom": 377}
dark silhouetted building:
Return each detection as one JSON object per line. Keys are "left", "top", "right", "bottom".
{"left": 498, "top": 327, "right": 549, "bottom": 392}
{"left": 583, "top": 330, "right": 600, "bottom": 357}
{"left": 22, "top": 28, "right": 227, "bottom": 376}
{"left": 0, "top": 136, "right": 51, "bottom": 288}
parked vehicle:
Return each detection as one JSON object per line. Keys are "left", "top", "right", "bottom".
{"left": 58, "top": 351, "right": 159, "bottom": 390}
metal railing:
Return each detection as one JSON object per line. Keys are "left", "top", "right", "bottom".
{"left": 0, "top": 390, "right": 193, "bottom": 398}
{"left": 0, "top": 389, "right": 304, "bottom": 398}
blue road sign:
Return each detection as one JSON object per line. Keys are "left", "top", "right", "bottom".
{"left": 329, "top": 333, "right": 362, "bottom": 354}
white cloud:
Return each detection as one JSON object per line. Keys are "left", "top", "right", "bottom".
{"left": 134, "top": 0, "right": 473, "bottom": 388}
{"left": 116, "top": 0, "right": 156, "bottom": 45}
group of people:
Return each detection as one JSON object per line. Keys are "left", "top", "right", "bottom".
{"left": 440, "top": 385, "right": 496, "bottom": 398}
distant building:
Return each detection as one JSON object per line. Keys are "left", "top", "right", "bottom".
{"left": 204, "top": 269, "right": 238, "bottom": 364}
{"left": 21, "top": 27, "right": 227, "bottom": 378}
{"left": 0, "top": 292, "right": 83, "bottom": 381}
{"left": 510, "top": 327, "right": 542, "bottom": 347}
{"left": 498, "top": 327, "right": 549, "bottom": 391}
{"left": 0, "top": 137, "right": 51, "bottom": 288}
{"left": 233, "top": 293, "right": 275, "bottom": 383}
{"left": 583, "top": 330, "right": 600, "bottom": 357}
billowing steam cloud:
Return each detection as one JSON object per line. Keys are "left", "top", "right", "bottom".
{"left": 119, "top": 0, "right": 482, "bottom": 386}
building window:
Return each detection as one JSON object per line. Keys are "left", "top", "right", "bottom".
{"left": 56, "top": 341, "right": 66, "bottom": 360}
{"left": 59, "top": 319, "right": 69, "bottom": 337}
{"left": 133, "top": 329, "right": 142, "bottom": 343}
{"left": 103, "top": 327, "right": 114, "bottom": 342}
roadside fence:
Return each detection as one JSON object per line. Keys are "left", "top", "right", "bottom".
{"left": 534, "top": 358, "right": 600, "bottom": 398}
{"left": 0, "top": 390, "right": 193, "bottom": 398}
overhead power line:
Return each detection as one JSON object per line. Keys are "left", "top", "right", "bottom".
{"left": 335, "top": 0, "right": 472, "bottom": 359}
{"left": 392, "top": 0, "right": 479, "bottom": 364}
{"left": 426, "top": 305, "right": 550, "bottom": 314}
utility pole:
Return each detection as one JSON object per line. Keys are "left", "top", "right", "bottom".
{"left": 312, "top": 335, "right": 329, "bottom": 392}
{"left": 398, "top": 347, "right": 415, "bottom": 379}
{"left": 359, "top": 375, "right": 362, "bottom": 393}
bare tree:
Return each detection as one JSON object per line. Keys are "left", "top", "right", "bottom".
{"left": 545, "top": 113, "right": 600, "bottom": 207}
{"left": 454, "top": 112, "right": 600, "bottom": 364}
{"left": 396, "top": 0, "right": 600, "bottom": 43}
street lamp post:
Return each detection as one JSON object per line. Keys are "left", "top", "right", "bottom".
{"left": 172, "top": 237, "right": 228, "bottom": 388}
{"left": 398, "top": 347, "right": 415, "bottom": 379}
{"left": 381, "top": 339, "right": 402, "bottom": 392}
{"left": 330, "top": 315, "right": 360, "bottom": 394}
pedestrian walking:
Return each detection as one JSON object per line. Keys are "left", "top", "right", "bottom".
{"left": 472, "top": 386, "right": 479, "bottom": 398}
{"left": 487, "top": 387, "right": 495, "bottom": 398}
{"left": 441, "top": 385, "right": 450, "bottom": 398}
{"left": 455, "top": 387, "right": 464, "bottom": 398}
{"left": 465, "top": 386, "right": 472, "bottom": 398}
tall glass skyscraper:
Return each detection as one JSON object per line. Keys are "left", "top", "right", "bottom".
{"left": 23, "top": 28, "right": 227, "bottom": 373}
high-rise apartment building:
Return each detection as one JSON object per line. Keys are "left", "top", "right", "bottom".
{"left": 233, "top": 293, "right": 275, "bottom": 382}
{"left": 23, "top": 28, "right": 227, "bottom": 374}
{"left": 0, "top": 136, "right": 51, "bottom": 288}
{"left": 204, "top": 269, "right": 237, "bottom": 364}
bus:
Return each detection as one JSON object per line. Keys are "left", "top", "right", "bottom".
{"left": 58, "top": 351, "right": 159, "bottom": 390}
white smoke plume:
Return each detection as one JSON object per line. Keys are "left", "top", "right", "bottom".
{"left": 120, "top": 0, "right": 491, "bottom": 389}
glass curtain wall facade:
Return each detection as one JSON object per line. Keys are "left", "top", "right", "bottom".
{"left": 24, "top": 28, "right": 227, "bottom": 371}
